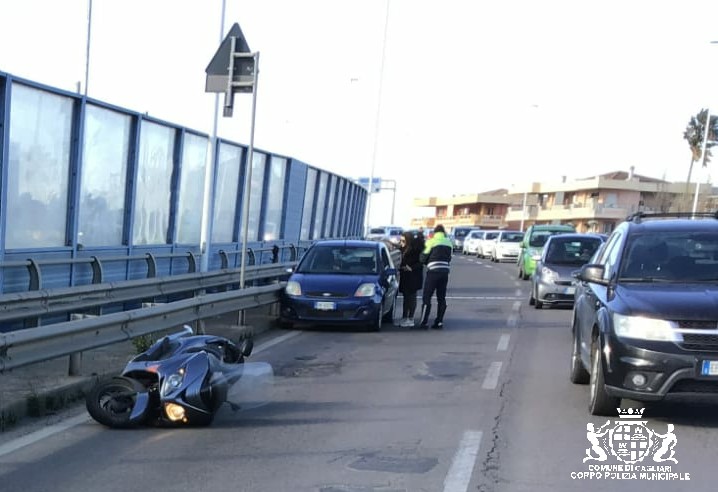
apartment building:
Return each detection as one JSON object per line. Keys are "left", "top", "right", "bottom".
{"left": 411, "top": 189, "right": 512, "bottom": 230}
{"left": 412, "top": 169, "right": 712, "bottom": 233}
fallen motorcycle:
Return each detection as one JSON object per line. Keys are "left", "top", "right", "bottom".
{"left": 86, "top": 325, "right": 253, "bottom": 428}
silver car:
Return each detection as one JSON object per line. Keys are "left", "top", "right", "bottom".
{"left": 530, "top": 233, "right": 605, "bottom": 309}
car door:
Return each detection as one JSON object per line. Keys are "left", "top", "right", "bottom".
{"left": 380, "top": 245, "right": 399, "bottom": 313}
{"left": 575, "top": 231, "right": 622, "bottom": 367}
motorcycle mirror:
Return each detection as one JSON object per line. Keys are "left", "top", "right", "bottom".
{"left": 240, "top": 338, "right": 254, "bottom": 357}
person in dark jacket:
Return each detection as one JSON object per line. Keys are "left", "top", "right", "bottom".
{"left": 398, "top": 231, "right": 424, "bottom": 327}
{"left": 418, "top": 224, "right": 452, "bottom": 329}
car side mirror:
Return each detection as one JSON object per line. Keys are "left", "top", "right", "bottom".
{"left": 579, "top": 264, "right": 608, "bottom": 285}
{"left": 240, "top": 338, "right": 253, "bottom": 357}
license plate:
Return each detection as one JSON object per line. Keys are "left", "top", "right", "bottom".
{"left": 314, "top": 301, "right": 336, "bottom": 311}
{"left": 563, "top": 287, "right": 575, "bottom": 295}
{"left": 701, "top": 360, "right": 718, "bottom": 376}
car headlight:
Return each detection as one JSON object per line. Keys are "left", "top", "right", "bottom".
{"left": 285, "top": 281, "right": 302, "bottom": 296}
{"left": 613, "top": 314, "right": 680, "bottom": 342}
{"left": 354, "top": 283, "right": 376, "bottom": 297}
{"left": 540, "top": 266, "right": 558, "bottom": 282}
{"left": 161, "top": 369, "right": 185, "bottom": 397}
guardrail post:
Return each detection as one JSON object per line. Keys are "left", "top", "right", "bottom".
{"left": 219, "top": 250, "right": 229, "bottom": 269}
{"left": 289, "top": 243, "right": 297, "bottom": 261}
{"left": 68, "top": 313, "right": 98, "bottom": 375}
{"left": 248, "top": 248, "right": 256, "bottom": 266}
{"left": 272, "top": 244, "right": 279, "bottom": 263}
{"left": 186, "top": 252, "right": 197, "bottom": 273}
{"left": 26, "top": 259, "right": 42, "bottom": 291}
{"left": 145, "top": 253, "right": 157, "bottom": 278}
{"left": 90, "top": 256, "right": 104, "bottom": 284}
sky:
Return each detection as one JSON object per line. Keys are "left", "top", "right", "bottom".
{"left": 3, "top": 0, "right": 718, "bottom": 227}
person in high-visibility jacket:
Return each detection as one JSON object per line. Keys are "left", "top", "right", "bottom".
{"left": 418, "top": 224, "right": 452, "bottom": 329}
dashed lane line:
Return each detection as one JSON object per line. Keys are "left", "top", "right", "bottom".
{"left": 481, "top": 362, "right": 503, "bottom": 390}
{"left": 497, "top": 334, "right": 510, "bottom": 351}
{"left": 443, "top": 430, "right": 484, "bottom": 492}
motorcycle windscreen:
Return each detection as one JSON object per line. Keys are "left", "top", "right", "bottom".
{"left": 221, "top": 362, "right": 275, "bottom": 415}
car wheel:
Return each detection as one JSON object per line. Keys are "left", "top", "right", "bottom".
{"left": 534, "top": 288, "right": 543, "bottom": 309}
{"left": 279, "top": 320, "right": 294, "bottom": 330}
{"left": 589, "top": 338, "right": 620, "bottom": 415}
{"left": 369, "top": 307, "right": 382, "bottom": 332}
{"left": 382, "top": 297, "right": 395, "bottom": 323}
{"left": 569, "top": 326, "right": 590, "bottom": 384}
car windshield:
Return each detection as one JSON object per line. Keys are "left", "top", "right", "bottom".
{"left": 297, "top": 246, "right": 378, "bottom": 274}
{"left": 529, "top": 231, "right": 568, "bottom": 247}
{"left": 500, "top": 232, "right": 524, "bottom": 242}
{"left": 369, "top": 228, "right": 386, "bottom": 235}
{"left": 468, "top": 231, "right": 482, "bottom": 239}
{"left": 485, "top": 232, "right": 499, "bottom": 240}
{"left": 389, "top": 228, "right": 403, "bottom": 236}
{"left": 544, "top": 238, "right": 602, "bottom": 265}
{"left": 619, "top": 231, "right": 718, "bottom": 282}
{"left": 454, "top": 229, "right": 471, "bottom": 238}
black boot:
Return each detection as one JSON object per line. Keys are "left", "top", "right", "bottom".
{"left": 419, "top": 304, "right": 431, "bottom": 329}
{"left": 432, "top": 304, "right": 446, "bottom": 330}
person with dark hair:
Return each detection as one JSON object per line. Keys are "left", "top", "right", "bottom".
{"left": 398, "top": 230, "right": 424, "bottom": 327}
{"left": 418, "top": 224, "right": 453, "bottom": 329}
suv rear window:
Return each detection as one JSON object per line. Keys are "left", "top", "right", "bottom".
{"left": 369, "top": 228, "right": 386, "bottom": 234}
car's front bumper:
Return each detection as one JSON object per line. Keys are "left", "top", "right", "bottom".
{"left": 601, "top": 333, "right": 718, "bottom": 400}
{"left": 280, "top": 295, "right": 382, "bottom": 325}
{"left": 536, "top": 279, "right": 575, "bottom": 305}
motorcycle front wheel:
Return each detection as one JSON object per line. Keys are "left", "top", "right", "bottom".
{"left": 86, "top": 376, "right": 148, "bottom": 428}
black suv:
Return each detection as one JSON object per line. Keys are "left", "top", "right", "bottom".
{"left": 570, "top": 212, "right": 718, "bottom": 415}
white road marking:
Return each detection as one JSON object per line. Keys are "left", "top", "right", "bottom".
{"left": 445, "top": 296, "right": 523, "bottom": 301}
{"left": 0, "top": 413, "right": 90, "bottom": 458}
{"left": 254, "top": 330, "right": 301, "bottom": 354}
{"left": 512, "top": 301, "right": 521, "bottom": 311}
{"left": 443, "top": 430, "right": 483, "bottom": 492}
{"left": 514, "top": 289, "right": 522, "bottom": 297}
{"left": 497, "top": 334, "right": 510, "bottom": 351}
{"left": 0, "top": 330, "right": 303, "bottom": 458}
{"left": 506, "top": 314, "right": 518, "bottom": 328}
{"left": 481, "top": 362, "right": 503, "bottom": 390}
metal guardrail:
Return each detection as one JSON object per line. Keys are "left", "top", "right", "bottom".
{"left": 0, "top": 284, "right": 283, "bottom": 373}
{"left": 0, "top": 261, "right": 295, "bottom": 327}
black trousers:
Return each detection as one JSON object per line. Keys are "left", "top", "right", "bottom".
{"left": 402, "top": 290, "right": 418, "bottom": 318}
{"left": 422, "top": 270, "right": 448, "bottom": 322}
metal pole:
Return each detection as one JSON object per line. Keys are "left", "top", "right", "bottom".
{"left": 199, "top": 0, "right": 227, "bottom": 273}
{"left": 239, "top": 52, "right": 260, "bottom": 292}
{"left": 365, "top": 0, "right": 390, "bottom": 233}
{"left": 390, "top": 182, "right": 396, "bottom": 224}
{"left": 519, "top": 191, "right": 528, "bottom": 231}
{"left": 84, "top": 0, "right": 92, "bottom": 96}
{"left": 693, "top": 108, "right": 711, "bottom": 217}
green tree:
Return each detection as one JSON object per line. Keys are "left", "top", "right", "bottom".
{"left": 683, "top": 108, "right": 718, "bottom": 194}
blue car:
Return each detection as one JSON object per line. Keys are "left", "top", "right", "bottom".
{"left": 279, "top": 240, "right": 399, "bottom": 330}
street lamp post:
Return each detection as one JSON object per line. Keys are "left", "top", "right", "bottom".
{"left": 365, "top": 0, "right": 391, "bottom": 232}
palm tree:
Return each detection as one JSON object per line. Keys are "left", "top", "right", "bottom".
{"left": 683, "top": 109, "right": 718, "bottom": 195}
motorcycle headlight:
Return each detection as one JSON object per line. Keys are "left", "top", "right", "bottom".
{"left": 285, "top": 281, "right": 302, "bottom": 296}
{"left": 161, "top": 370, "right": 185, "bottom": 397}
{"left": 613, "top": 314, "right": 680, "bottom": 342}
{"left": 354, "top": 283, "right": 376, "bottom": 297}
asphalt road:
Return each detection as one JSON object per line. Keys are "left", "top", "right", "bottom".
{"left": 1, "top": 254, "right": 716, "bottom": 491}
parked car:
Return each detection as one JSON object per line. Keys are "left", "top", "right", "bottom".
{"left": 529, "top": 233, "right": 605, "bottom": 309}
{"left": 279, "top": 240, "right": 399, "bottom": 331}
{"left": 366, "top": 226, "right": 403, "bottom": 247}
{"left": 518, "top": 224, "right": 576, "bottom": 279}
{"left": 487, "top": 230, "right": 524, "bottom": 262}
{"left": 451, "top": 226, "right": 481, "bottom": 252}
{"left": 475, "top": 230, "right": 500, "bottom": 258}
{"left": 570, "top": 211, "right": 718, "bottom": 415}
{"left": 461, "top": 229, "right": 484, "bottom": 255}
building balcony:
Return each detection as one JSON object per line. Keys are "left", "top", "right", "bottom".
{"left": 505, "top": 203, "right": 643, "bottom": 222}
{"left": 411, "top": 213, "right": 504, "bottom": 229}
